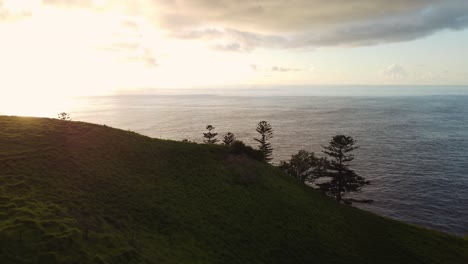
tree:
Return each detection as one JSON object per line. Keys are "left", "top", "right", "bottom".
{"left": 254, "top": 121, "right": 273, "bottom": 162}
{"left": 279, "top": 150, "right": 328, "bottom": 184}
{"left": 203, "top": 125, "right": 218, "bottom": 144}
{"left": 317, "top": 135, "right": 370, "bottom": 204}
{"left": 222, "top": 132, "right": 236, "bottom": 145}
{"left": 57, "top": 112, "right": 71, "bottom": 121}
{"left": 229, "top": 140, "right": 264, "bottom": 162}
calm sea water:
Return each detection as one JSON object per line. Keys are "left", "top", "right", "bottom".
{"left": 12, "top": 88, "right": 468, "bottom": 236}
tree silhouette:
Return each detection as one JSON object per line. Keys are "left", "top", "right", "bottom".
{"left": 254, "top": 121, "right": 273, "bottom": 162}
{"left": 317, "top": 135, "right": 370, "bottom": 204}
{"left": 57, "top": 112, "right": 71, "bottom": 121}
{"left": 222, "top": 132, "right": 236, "bottom": 145}
{"left": 229, "top": 140, "right": 264, "bottom": 162}
{"left": 203, "top": 125, "right": 219, "bottom": 144}
{"left": 279, "top": 150, "right": 328, "bottom": 184}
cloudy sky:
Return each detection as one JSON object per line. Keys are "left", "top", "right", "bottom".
{"left": 1, "top": 0, "right": 468, "bottom": 98}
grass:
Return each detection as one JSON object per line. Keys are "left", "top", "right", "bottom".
{"left": 0, "top": 115, "right": 467, "bottom": 264}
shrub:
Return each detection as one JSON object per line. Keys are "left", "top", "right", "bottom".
{"left": 229, "top": 140, "right": 264, "bottom": 162}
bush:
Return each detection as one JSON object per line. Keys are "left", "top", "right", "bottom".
{"left": 279, "top": 150, "right": 327, "bottom": 184}
{"left": 57, "top": 112, "right": 71, "bottom": 121}
{"left": 229, "top": 140, "right": 265, "bottom": 162}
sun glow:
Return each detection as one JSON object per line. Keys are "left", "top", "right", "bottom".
{"left": 0, "top": 1, "right": 305, "bottom": 117}
{"left": 0, "top": 2, "right": 257, "bottom": 117}
{"left": 2, "top": 0, "right": 41, "bottom": 14}
{"left": 0, "top": 92, "right": 78, "bottom": 117}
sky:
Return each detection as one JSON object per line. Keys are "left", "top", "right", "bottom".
{"left": 1, "top": 0, "right": 468, "bottom": 101}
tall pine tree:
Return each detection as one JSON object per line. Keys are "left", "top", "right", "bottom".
{"left": 203, "top": 125, "right": 219, "bottom": 144}
{"left": 254, "top": 121, "right": 273, "bottom": 162}
{"left": 317, "top": 135, "right": 370, "bottom": 204}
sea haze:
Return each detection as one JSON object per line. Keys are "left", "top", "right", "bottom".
{"left": 45, "top": 87, "right": 468, "bottom": 236}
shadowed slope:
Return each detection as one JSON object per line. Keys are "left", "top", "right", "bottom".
{"left": 0, "top": 116, "right": 467, "bottom": 263}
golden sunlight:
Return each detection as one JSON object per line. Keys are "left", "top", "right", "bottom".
{"left": 2, "top": 0, "right": 41, "bottom": 14}
{"left": 0, "top": 92, "right": 77, "bottom": 117}
{"left": 0, "top": 2, "right": 258, "bottom": 108}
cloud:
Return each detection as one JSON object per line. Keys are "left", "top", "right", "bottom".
{"left": 13, "top": 0, "right": 468, "bottom": 50}
{"left": 271, "top": 66, "right": 301, "bottom": 72}
{"left": 151, "top": 0, "right": 468, "bottom": 50}
{"left": 381, "top": 64, "right": 407, "bottom": 78}
{"left": 42, "top": 0, "right": 95, "bottom": 8}
{"left": 250, "top": 64, "right": 302, "bottom": 72}
{"left": 94, "top": 18, "right": 158, "bottom": 68}
{"left": 116, "top": 45, "right": 158, "bottom": 67}
{"left": 171, "top": 28, "right": 290, "bottom": 52}
{"left": 212, "top": 42, "right": 242, "bottom": 52}
{"left": 105, "top": 43, "right": 159, "bottom": 68}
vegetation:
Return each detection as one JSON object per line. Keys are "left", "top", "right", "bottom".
{"left": 0, "top": 116, "right": 467, "bottom": 264}
{"left": 280, "top": 136, "right": 371, "bottom": 204}
{"left": 279, "top": 150, "right": 327, "bottom": 183}
{"left": 203, "top": 125, "right": 218, "bottom": 144}
{"left": 229, "top": 140, "right": 264, "bottom": 162}
{"left": 57, "top": 112, "right": 71, "bottom": 121}
{"left": 254, "top": 121, "right": 273, "bottom": 162}
{"left": 222, "top": 132, "right": 236, "bottom": 146}
{"left": 318, "top": 135, "right": 370, "bottom": 204}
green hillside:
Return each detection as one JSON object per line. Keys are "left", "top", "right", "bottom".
{"left": 0, "top": 116, "right": 466, "bottom": 264}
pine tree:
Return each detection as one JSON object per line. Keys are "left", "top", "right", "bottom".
{"left": 203, "top": 125, "right": 218, "bottom": 144}
{"left": 222, "top": 132, "right": 236, "bottom": 145}
{"left": 317, "top": 135, "right": 370, "bottom": 204}
{"left": 254, "top": 121, "right": 273, "bottom": 162}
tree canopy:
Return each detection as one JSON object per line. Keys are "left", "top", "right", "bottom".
{"left": 279, "top": 150, "right": 327, "bottom": 184}
{"left": 317, "top": 135, "right": 370, "bottom": 204}
{"left": 203, "top": 125, "right": 219, "bottom": 144}
{"left": 222, "top": 132, "right": 236, "bottom": 145}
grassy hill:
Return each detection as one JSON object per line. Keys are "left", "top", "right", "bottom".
{"left": 0, "top": 115, "right": 467, "bottom": 264}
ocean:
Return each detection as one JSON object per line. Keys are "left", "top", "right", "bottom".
{"left": 6, "top": 86, "right": 468, "bottom": 236}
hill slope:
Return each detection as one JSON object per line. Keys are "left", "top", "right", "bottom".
{"left": 0, "top": 116, "right": 467, "bottom": 264}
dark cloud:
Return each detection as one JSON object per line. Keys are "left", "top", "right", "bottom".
{"left": 161, "top": 1, "right": 468, "bottom": 50}
{"left": 19, "top": 0, "right": 468, "bottom": 50}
